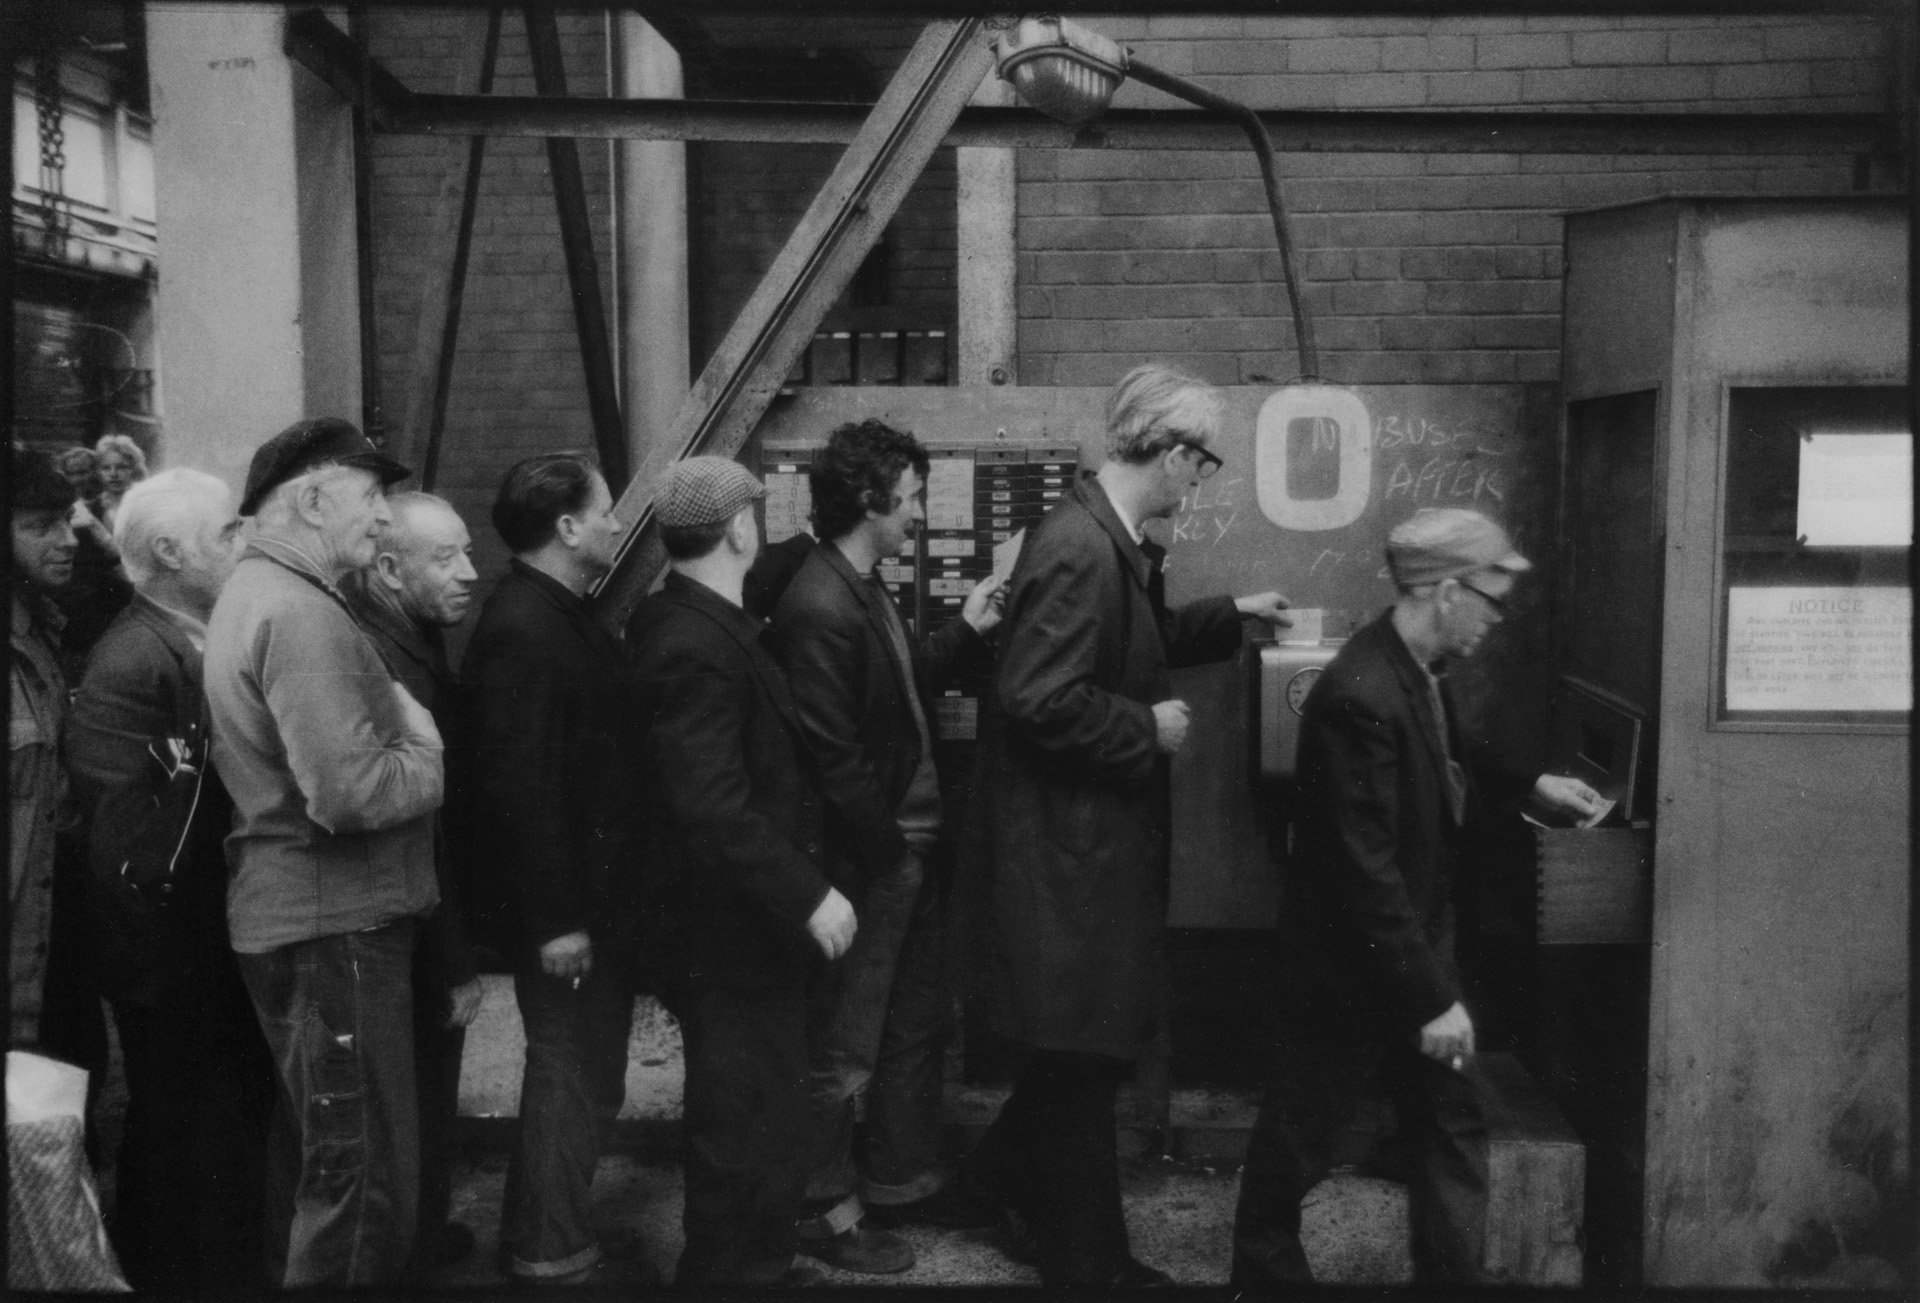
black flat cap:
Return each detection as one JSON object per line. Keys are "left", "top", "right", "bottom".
{"left": 240, "top": 417, "right": 411, "bottom": 516}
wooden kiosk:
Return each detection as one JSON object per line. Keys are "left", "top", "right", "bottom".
{"left": 1560, "top": 196, "right": 1909, "bottom": 1288}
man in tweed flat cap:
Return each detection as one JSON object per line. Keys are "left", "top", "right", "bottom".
{"left": 1232, "top": 507, "right": 1601, "bottom": 1286}
{"left": 630, "top": 456, "right": 847, "bottom": 1287}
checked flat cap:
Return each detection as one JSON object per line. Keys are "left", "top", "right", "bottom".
{"left": 655, "top": 456, "right": 765, "bottom": 529}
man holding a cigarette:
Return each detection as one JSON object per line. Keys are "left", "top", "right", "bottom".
{"left": 465, "top": 453, "right": 647, "bottom": 1287}
{"left": 1230, "top": 507, "right": 1602, "bottom": 1286}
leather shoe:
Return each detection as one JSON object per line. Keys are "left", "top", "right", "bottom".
{"left": 1107, "top": 1257, "right": 1175, "bottom": 1288}
{"left": 866, "top": 1178, "right": 1002, "bottom": 1231}
{"left": 795, "top": 1220, "right": 914, "bottom": 1275}
{"left": 779, "top": 1262, "right": 827, "bottom": 1287}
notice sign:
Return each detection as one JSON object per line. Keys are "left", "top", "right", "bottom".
{"left": 1797, "top": 433, "right": 1912, "bottom": 547}
{"left": 1725, "top": 586, "right": 1911, "bottom": 713}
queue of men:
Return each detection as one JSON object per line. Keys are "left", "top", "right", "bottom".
{"left": 8, "top": 361, "right": 1604, "bottom": 1290}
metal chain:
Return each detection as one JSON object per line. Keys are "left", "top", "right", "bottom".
{"left": 33, "top": 51, "right": 70, "bottom": 260}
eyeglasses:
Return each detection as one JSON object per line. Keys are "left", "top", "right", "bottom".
{"left": 1455, "top": 578, "right": 1510, "bottom": 616}
{"left": 1173, "top": 441, "right": 1224, "bottom": 480}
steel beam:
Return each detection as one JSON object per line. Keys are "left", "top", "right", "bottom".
{"left": 285, "top": 8, "right": 410, "bottom": 123}
{"left": 593, "top": 16, "right": 1003, "bottom": 623}
{"left": 397, "top": 8, "right": 501, "bottom": 487}
{"left": 524, "top": 6, "right": 629, "bottom": 490}
{"left": 390, "top": 95, "right": 1897, "bottom": 157}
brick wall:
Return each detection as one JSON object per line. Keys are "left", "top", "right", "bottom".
{"left": 368, "top": 7, "right": 616, "bottom": 589}
{"left": 1016, "top": 11, "right": 1899, "bottom": 387}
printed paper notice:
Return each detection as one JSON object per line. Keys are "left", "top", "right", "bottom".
{"left": 926, "top": 456, "right": 975, "bottom": 531}
{"left": 1797, "top": 433, "right": 1911, "bottom": 547}
{"left": 1725, "top": 586, "right": 1911, "bottom": 712}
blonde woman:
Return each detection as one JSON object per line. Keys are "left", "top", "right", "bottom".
{"left": 93, "top": 434, "right": 148, "bottom": 531}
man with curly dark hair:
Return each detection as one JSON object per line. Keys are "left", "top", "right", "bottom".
{"left": 771, "top": 420, "right": 1004, "bottom": 1273}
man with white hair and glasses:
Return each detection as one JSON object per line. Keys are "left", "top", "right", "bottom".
{"left": 68, "top": 468, "right": 276, "bottom": 1290}
{"left": 964, "top": 363, "right": 1291, "bottom": 1286}
{"left": 205, "top": 418, "right": 445, "bottom": 1287}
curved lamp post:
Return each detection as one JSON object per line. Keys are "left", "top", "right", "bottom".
{"left": 994, "top": 16, "right": 1321, "bottom": 382}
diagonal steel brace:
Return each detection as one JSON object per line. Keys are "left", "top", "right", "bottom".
{"left": 593, "top": 15, "right": 1004, "bottom": 627}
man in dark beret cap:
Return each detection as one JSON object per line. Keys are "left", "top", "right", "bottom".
{"left": 205, "top": 419, "right": 441, "bottom": 1288}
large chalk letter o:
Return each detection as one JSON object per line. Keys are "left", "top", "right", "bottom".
{"left": 1255, "top": 386, "right": 1373, "bottom": 531}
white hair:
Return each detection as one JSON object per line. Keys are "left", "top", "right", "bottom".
{"left": 251, "top": 462, "right": 361, "bottom": 530}
{"left": 113, "top": 468, "right": 233, "bottom": 585}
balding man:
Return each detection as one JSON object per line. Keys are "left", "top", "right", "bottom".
{"left": 68, "top": 468, "right": 275, "bottom": 1290}
{"left": 342, "top": 491, "right": 484, "bottom": 1276}
{"left": 206, "top": 419, "right": 442, "bottom": 1287}
{"left": 1230, "top": 508, "right": 1602, "bottom": 1286}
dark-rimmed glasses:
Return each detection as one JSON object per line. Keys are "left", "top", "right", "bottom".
{"left": 1176, "top": 441, "right": 1224, "bottom": 480}
{"left": 1456, "top": 578, "right": 1510, "bottom": 616}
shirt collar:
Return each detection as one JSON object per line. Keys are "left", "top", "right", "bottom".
{"left": 1098, "top": 475, "right": 1146, "bottom": 545}
{"left": 134, "top": 591, "right": 208, "bottom": 653}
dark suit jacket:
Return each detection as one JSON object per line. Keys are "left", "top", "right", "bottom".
{"left": 772, "top": 539, "right": 984, "bottom": 903}
{"left": 343, "top": 571, "right": 480, "bottom": 988}
{"left": 66, "top": 594, "right": 236, "bottom": 1008}
{"left": 629, "top": 571, "right": 827, "bottom": 997}
{"left": 463, "top": 559, "right": 644, "bottom": 960}
{"left": 1278, "top": 610, "right": 1537, "bottom": 1042}
{"left": 973, "top": 472, "right": 1242, "bottom": 1060}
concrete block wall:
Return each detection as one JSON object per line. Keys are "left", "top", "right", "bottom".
{"left": 362, "top": 7, "right": 1900, "bottom": 584}
{"left": 1016, "top": 11, "right": 1900, "bottom": 388}
{"left": 368, "top": 7, "right": 616, "bottom": 590}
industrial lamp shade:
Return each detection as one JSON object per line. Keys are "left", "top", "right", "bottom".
{"left": 993, "top": 16, "right": 1129, "bottom": 127}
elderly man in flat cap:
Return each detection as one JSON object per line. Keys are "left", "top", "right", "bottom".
{"left": 1231, "top": 507, "right": 1602, "bottom": 1286}
{"left": 463, "top": 453, "right": 647, "bottom": 1287}
{"left": 630, "top": 456, "right": 850, "bottom": 1288}
{"left": 205, "top": 418, "right": 444, "bottom": 1288}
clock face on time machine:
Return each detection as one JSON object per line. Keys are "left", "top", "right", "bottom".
{"left": 1286, "top": 666, "right": 1323, "bottom": 715}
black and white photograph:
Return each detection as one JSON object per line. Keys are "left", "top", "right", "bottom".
{"left": 5, "top": 0, "right": 1912, "bottom": 1292}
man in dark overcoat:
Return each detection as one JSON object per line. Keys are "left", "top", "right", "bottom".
{"left": 66, "top": 468, "right": 275, "bottom": 1290}
{"left": 629, "top": 456, "right": 850, "bottom": 1288}
{"left": 342, "top": 491, "right": 484, "bottom": 1275}
{"left": 464, "top": 454, "right": 646, "bottom": 1285}
{"left": 1229, "top": 507, "right": 1602, "bottom": 1285}
{"left": 772, "top": 421, "right": 1004, "bottom": 1274}
{"left": 964, "top": 364, "right": 1291, "bottom": 1286}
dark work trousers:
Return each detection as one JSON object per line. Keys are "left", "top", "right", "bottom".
{"left": 674, "top": 974, "right": 812, "bottom": 1285}
{"left": 407, "top": 959, "right": 469, "bottom": 1278}
{"left": 39, "top": 833, "right": 109, "bottom": 1148}
{"left": 962, "top": 1048, "right": 1135, "bottom": 1284}
{"left": 803, "top": 852, "right": 951, "bottom": 1216}
{"left": 500, "top": 956, "right": 634, "bottom": 1280}
{"left": 1231, "top": 1035, "right": 1493, "bottom": 1285}
{"left": 238, "top": 919, "right": 422, "bottom": 1289}
{"left": 107, "top": 967, "right": 276, "bottom": 1290}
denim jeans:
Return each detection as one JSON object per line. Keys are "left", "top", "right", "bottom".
{"left": 1230, "top": 1036, "right": 1492, "bottom": 1285}
{"left": 237, "top": 919, "right": 421, "bottom": 1288}
{"left": 803, "top": 851, "right": 950, "bottom": 1215}
{"left": 500, "top": 956, "right": 635, "bottom": 1278}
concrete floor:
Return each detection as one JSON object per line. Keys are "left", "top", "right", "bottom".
{"left": 86, "top": 975, "right": 1414, "bottom": 1288}
{"left": 428, "top": 1152, "right": 1412, "bottom": 1289}
{"left": 427, "top": 977, "right": 1414, "bottom": 1288}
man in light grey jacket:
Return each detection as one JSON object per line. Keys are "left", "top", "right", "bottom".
{"left": 206, "top": 418, "right": 444, "bottom": 1288}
